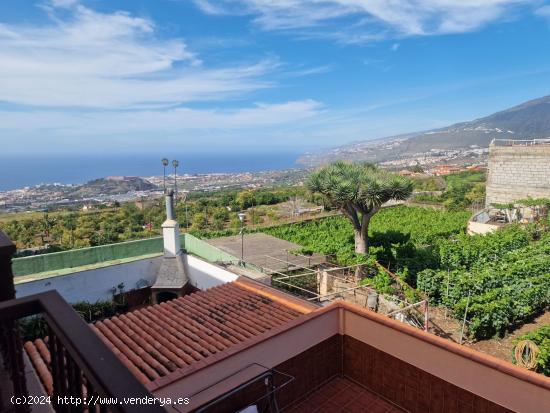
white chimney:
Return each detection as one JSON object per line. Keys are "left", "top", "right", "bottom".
{"left": 151, "top": 189, "right": 189, "bottom": 303}
{"left": 162, "top": 190, "right": 181, "bottom": 257}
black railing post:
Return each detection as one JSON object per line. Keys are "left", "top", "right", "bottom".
{"left": 0, "top": 231, "right": 29, "bottom": 413}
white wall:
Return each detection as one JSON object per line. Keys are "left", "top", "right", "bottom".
{"left": 185, "top": 254, "right": 238, "bottom": 290}
{"left": 467, "top": 221, "right": 500, "bottom": 235}
{"left": 15, "top": 253, "right": 238, "bottom": 303}
{"left": 15, "top": 258, "right": 161, "bottom": 303}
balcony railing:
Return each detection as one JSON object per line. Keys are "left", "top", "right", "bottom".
{"left": 0, "top": 232, "right": 167, "bottom": 413}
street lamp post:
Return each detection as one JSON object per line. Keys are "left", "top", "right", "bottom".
{"left": 238, "top": 212, "right": 246, "bottom": 266}
{"left": 172, "top": 159, "right": 179, "bottom": 204}
{"left": 182, "top": 190, "right": 189, "bottom": 229}
{"left": 161, "top": 158, "right": 169, "bottom": 193}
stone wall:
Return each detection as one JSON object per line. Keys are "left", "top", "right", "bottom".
{"left": 486, "top": 144, "right": 550, "bottom": 206}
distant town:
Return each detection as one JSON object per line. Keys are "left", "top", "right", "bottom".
{"left": 0, "top": 146, "right": 487, "bottom": 213}
{"left": 0, "top": 168, "right": 310, "bottom": 213}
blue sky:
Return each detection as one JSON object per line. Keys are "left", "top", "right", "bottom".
{"left": 1, "top": 0, "right": 550, "bottom": 156}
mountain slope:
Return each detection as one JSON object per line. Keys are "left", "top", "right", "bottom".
{"left": 298, "top": 95, "right": 550, "bottom": 166}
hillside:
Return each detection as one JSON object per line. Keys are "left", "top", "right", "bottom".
{"left": 298, "top": 95, "right": 550, "bottom": 166}
{"left": 68, "top": 176, "right": 157, "bottom": 198}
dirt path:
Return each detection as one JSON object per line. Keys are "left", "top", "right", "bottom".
{"left": 428, "top": 307, "right": 550, "bottom": 365}
{"left": 466, "top": 312, "right": 550, "bottom": 362}
{"left": 428, "top": 307, "right": 463, "bottom": 343}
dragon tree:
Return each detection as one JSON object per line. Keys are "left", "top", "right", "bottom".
{"left": 307, "top": 161, "right": 413, "bottom": 255}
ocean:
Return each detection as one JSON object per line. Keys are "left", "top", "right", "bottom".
{"left": 0, "top": 152, "right": 302, "bottom": 191}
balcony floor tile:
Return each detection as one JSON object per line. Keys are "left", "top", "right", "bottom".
{"left": 282, "top": 377, "right": 406, "bottom": 413}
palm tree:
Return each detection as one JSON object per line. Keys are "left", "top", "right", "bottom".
{"left": 64, "top": 213, "right": 78, "bottom": 248}
{"left": 39, "top": 212, "right": 55, "bottom": 245}
{"left": 308, "top": 161, "right": 413, "bottom": 255}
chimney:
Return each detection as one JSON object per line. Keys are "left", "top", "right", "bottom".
{"left": 162, "top": 190, "right": 181, "bottom": 257}
{"left": 165, "top": 189, "right": 175, "bottom": 221}
{"left": 151, "top": 190, "right": 189, "bottom": 303}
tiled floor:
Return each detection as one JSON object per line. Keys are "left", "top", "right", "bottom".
{"left": 283, "top": 377, "right": 406, "bottom": 413}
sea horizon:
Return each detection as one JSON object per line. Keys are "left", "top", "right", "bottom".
{"left": 0, "top": 152, "right": 303, "bottom": 192}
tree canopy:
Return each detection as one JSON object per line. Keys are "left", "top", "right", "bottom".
{"left": 307, "top": 161, "right": 413, "bottom": 254}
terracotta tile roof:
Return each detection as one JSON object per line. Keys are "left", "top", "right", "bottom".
{"left": 24, "top": 280, "right": 310, "bottom": 394}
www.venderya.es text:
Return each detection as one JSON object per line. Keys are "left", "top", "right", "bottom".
{"left": 12, "top": 395, "right": 190, "bottom": 407}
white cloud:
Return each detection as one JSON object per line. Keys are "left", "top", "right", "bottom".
{"left": 0, "top": 1, "right": 332, "bottom": 154}
{"left": 0, "top": 2, "right": 274, "bottom": 109}
{"left": 0, "top": 100, "right": 324, "bottom": 134}
{"left": 48, "top": 0, "right": 79, "bottom": 8}
{"left": 535, "top": 5, "right": 550, "bottom": 17}
{"left": 194, "top": 0, "right": 536, "bottom": 41}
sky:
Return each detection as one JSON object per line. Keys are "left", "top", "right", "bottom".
{"left": 2, "top": 0, "right": 550, "bottom": 156}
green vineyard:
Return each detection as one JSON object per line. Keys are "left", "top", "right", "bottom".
{"left": 263, "top": 206, "right": 550, "bottom": 344}
{"left": 418, "top": 227, "right": 550, "bottom": 339}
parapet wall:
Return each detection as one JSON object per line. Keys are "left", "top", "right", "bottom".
{"left": 12, "top": 234, "right": 241, "bottom": 277}
{"left": 486, "top": 143, "right": 550, "bottom": 206}
{"left": 12, "top": 237, "right": 164, "bottom": 276}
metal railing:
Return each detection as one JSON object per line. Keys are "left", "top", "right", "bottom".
{"left": 192, "top": 363, "right": 294, "bottom": 413}
{"left": 0, "top": 292, "right": 168, "bottom": 413}
{"left": 0, "top": 232, "right": 167, "bottom": 413}
{"left": 491, "top": 138, "right": 550, "bottom": 146}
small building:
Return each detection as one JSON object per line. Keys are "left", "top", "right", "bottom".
{"left": 467, "top": 165, "right": 486, "bottom": 172}
{"left": 135, "top": 198, "right": 154, "bottom": 210}
{"left": 467, "top": 209, "right": 504, "bottom": 235}
{"left": 430, "top": 165, "right": 462, "bottom": 176}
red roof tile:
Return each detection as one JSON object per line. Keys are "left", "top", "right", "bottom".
{"left": 24, "top": 280, "right": 308, "bottom": 393}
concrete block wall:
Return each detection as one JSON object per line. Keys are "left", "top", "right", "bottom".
{"left": 486, "top": 144, "right": 550, "bottom": 206}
